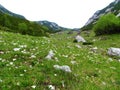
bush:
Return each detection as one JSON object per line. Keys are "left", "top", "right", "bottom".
{"left": 93, "top": 13, "right": 120, "bottom": 36}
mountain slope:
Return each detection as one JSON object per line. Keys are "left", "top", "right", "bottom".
{"left": 0, "top": 4, "right": 25, "bottom": 19}
{"left": 37, "top": 20, "right": 72, "bottom": 31}
{"left": 0, "top": 4, "right": 51, "bottom": 36}
{"left": 82, "top": 0, "right": 120, "bottom": 30}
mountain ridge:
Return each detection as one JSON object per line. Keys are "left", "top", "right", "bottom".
{"left": 82, "top": 0, "right": 120, "bottom": 30}
{"left": 36, "top": 20, "right": 73, "bottom": 31}
{"left": 0, "top": 4, "right": 25, "bottom": 19}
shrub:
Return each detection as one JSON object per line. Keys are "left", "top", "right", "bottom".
{"left": 93, "top": 13, "right": 120, "bottom": 36}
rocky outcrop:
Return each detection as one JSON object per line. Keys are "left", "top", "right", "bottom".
{"left": 83, "top": 0, "right": 120, "bottom": 29}
{"left": 108, "top": 47, "right": 120, "bottom": 57}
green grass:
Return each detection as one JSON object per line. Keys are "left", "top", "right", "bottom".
{"left": 0, "top": 30, "right": 120, "bottom": 90}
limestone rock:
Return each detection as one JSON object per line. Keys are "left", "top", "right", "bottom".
{"left": 45, "top": 50, "right": 55, "bottom": 60}
{"left": 108, "top": 47, "right": 120, "bottom": 57}
{"left": 53, "top": 65, "right": 71, "bottom": 73}
{"left": 75, "top": 35, "right": 86, "bottom": 42}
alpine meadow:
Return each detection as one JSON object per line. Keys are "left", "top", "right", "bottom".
{"left": 0, "top": 0, "right": 120, "bottom": 90}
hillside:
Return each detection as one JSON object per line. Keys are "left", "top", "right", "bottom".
{"left": 0, "top": 29, "right": 120, "bottom": 89}
{"left": 0, "top": 4, "right": 25, "bottom": 19}
{"left": 81, "top": 0, "right": 120, "bottom": 30}
{"left": 37, "top": 20, "right": 72, "bottom": 32}
{"left": 0, "top": 4, "right": 52, "bottom": 36}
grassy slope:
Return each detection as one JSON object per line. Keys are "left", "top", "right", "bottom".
{"left": 0, "top": 30, "right": 120, "bottom": 90}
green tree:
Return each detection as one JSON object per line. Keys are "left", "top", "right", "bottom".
{"left": 93, "top": 13, "right": 120, "bottom": 36}
{"left": 18, "top": 23, "right": 28, "bottom": 34}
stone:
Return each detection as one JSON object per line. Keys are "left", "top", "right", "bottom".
{"left": 75, "top": 35, "right": 86, "bottom": 42}
{"left": 45, "top": 50, "right": 55, "bottom": 60}
{"left": 53, "top": 65, "right": 71, "bottom": 73}
{"left": 108, "top": 47, "right": 120, "bottom": 57}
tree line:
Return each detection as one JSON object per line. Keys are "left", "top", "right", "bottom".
{"left": 0, "top": 13, "right": 51, "bottom": 36}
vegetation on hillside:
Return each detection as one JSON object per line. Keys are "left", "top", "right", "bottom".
{"left": 0, "top": 13, "right": 51, "bottom": 36}
{"left": 93, "top": 13, "right": 120, "bottom": 36}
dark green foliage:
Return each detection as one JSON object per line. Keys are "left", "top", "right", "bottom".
{"left": 73, "top": 39, "right": 78, "bottom": 43}
{"left": 82, "top": 42, "right": 94, "bottom": 45}
{"left": 81, "top": 23, "right": 94, "bottom": 31}
{"left": 0, "top": 13, "right": 50, "bottom": 36}
{"left": 18, "top": 23, "right": 28, "bottom": 34}
{"left": 93, "top": 13, "right": 120, "bottom": 36}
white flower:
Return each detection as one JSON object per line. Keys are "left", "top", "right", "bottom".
{"left": 13, "top": 48, "right": 20, "bottom": 51}
{"left": 31, "top": 85, "right": 36, "bottom": 89}
{"left": 0, "top": 79, "right": 3, "bottom": 82}
{"left": 30, "top": 55, "right": 36, "bottom": 58}
{"left": 10, "top": 62, "right": 13, "bottom": 65}
{"left": 13, "top": 58, "right": 16, "bottom": 61}
{"left": 19, "top": 45, "right": 27, "bottom": 48}
{"left": 16, "top": 82, "right": 20, "bottom": 86}
{"left": 48, "top": 85, "right": 55, "bottom": 90}
{"left": 54, "top": 74, "right": 57, "bottom": 76}
{"left": 24, "top": 70, "right": 27, "bottom": 72}
{"left": 20, "top": 74, "right": 24, "bottom": 76}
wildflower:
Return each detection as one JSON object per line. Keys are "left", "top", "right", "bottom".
{"left": 54, "top": 74, "right": 57, "bottom": 76}
{"left": 48, "top": 85, "right": 55, "bottom": 90}
{"left": 10, "top": 62, "right": 13, "bottom": 65}
{"left": 13, "top": 48, "right": 20, "bottom": 51}
{"left": 13, "top": 58, "right": 16, "bottom": 61}
{"left": 16, "top": 82, "right": 20, "bottom": 86}
{"left": 30, "top": 55, "right": 36, "bottom": 58}
{"left": 0, "top": 79, "right": 3, "bottom": 82}
{"left": 31, "top": 85, "right": 36, "bottom": 89}
{"left": 20, "top": 74, "right": 24, "bottom": 76}
{"left": 24, "top": 70, "right": 27, "bottom": 72}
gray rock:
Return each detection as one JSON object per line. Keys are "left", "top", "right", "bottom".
{"left": 45, "top": 50, "right": 55, "bottom": 60}
{"left": 75, "top": 35, "right": 86, "bottom": 42}
{"left": 53, "top": 65, "right": 71, "bottom": 73}
{"left": 108, "top": 47, "right": 120, "bottom": 56}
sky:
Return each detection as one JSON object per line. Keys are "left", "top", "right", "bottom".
{"left": 0, "top": 0, "right": 115, "bottom": 28}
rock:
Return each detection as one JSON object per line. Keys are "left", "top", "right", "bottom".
{"left": 45, "top": 50, "right": 55, "bottom": 60}
{"left": 53, "top": 65, "right": 71, "bottom": 73}
{"left": 74, "top": 35, "right": 86, "bottom": 42}
{"left": 108, "top": 47, "right": 120, "bottom": 57}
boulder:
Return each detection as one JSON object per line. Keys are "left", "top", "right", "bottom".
{"left": 75, "top": 35, "right": 86, "bottom": 42}
{"left": 53, "top": 65, "right": 71, "bottom": 73}
{"left": 45, "top": 50, "right": 55, "bottom": 60}
{"left": 108, "top": 47, "right": 120, "bottom": 57}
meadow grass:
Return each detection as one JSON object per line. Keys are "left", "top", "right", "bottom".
{"left": 0, "top": 30, "right": 120, "bottom": 90}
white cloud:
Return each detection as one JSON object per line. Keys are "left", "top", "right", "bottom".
{"left": 0, "top": 0, "right": 115, "bottom": 28}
